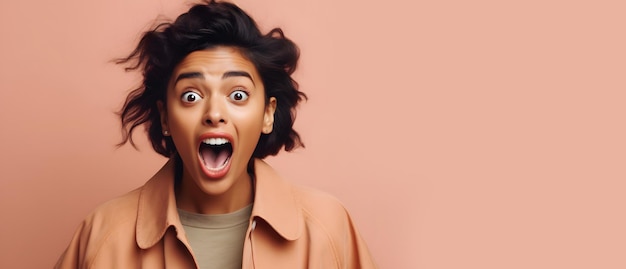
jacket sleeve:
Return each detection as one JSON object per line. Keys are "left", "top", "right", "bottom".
{"left": 342, "top": 209, "right": 379, "bottom": 269}
{"left": 299, "top": 188, "right": 379, "bottom": 269}
{"left": 54, "top": 219, "right": 91, "bottom": 269}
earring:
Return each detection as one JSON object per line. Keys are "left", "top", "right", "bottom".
{"left": 163, "top": 130, "right": 170, "bottom": 136}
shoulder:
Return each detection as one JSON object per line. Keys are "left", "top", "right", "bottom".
{"left": 293, "top": 186, "right": 365, "bottom": 247}
{"left": 291, "top": 185, "right": 378, "bottom": 268}
{"left": 77, "top": 188, "right": 142, "bottom": 249}
{"left": 293, "top": 186, "right": 356, "bottom": 250}
{"left": 82, "top": 187, "right": 142, "bottom": 232}
{"left": 294, "top": 186, "right": 353, "bottom": 227}
{"left": 56, "top": 188, "right": 142, "bottom": 268}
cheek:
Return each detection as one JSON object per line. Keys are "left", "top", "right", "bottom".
{"left": 231, "top": 105, "right": 266, "bottom": 130}
{"left": 230, "top": 108, "right": 266, "bottom": 150}
{"left": 165, "top": 106, "right": 203, "bottom": 147}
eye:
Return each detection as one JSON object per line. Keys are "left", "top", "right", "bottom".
{"left": 181, "top": 92, "right": 202, "bottom": 103}
{"left": 229, "top": 90, "right": 249, "bottom": 102}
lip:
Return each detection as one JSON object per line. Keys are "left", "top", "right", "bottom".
{"left": 197, "top": 132, "right": 235, "bottom": 179}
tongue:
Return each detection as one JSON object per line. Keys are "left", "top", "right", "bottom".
{"left": 201, "top": 148, "right": 229, "bottom": 169}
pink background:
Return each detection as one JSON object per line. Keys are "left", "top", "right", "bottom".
{"left": 1, "top": 0, "right": 625, "bottom": 268}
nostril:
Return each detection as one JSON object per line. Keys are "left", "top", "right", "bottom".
{"left": 204, "top": 118, "right": 226, "bottom": 125}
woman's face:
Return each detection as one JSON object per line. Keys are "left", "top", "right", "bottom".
{"left": 158, "top": 46, "right": 276, "bottom": 203}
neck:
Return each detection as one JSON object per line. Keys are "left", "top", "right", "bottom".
{"left": 175, "top": 166, "right": 253, "bottom": 215}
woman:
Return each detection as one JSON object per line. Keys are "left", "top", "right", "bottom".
{"left": 55, "top": 1, "right": 376, "bottom": 268}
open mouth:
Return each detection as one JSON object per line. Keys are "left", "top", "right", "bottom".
{"left": 199, "top": 137, "right": 233, "bottom": 171}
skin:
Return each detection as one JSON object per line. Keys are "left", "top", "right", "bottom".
{"left": 158, "top": 46, "right": 276, "bottom": 214}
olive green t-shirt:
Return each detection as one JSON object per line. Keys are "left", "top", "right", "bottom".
{"left": 177, "top": 204, "right": 253, "bottom": 269}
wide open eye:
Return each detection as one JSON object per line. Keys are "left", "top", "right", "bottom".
{"left": 181, "top": 92, "right": 202, "bottom": 103}
{"left": 229, "top": 90, "right": 249, "bottom": 102}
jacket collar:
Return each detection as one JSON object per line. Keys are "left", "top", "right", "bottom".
{"left": 136, "top": 158, "right": 303, "bottom": 249}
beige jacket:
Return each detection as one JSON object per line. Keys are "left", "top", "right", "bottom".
{"left": 55, "top": 159, "right": 377, "bottom": 268}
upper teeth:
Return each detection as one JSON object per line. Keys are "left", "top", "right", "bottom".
{"left": 202, "top": 137, "right": 230, "bottom": 145}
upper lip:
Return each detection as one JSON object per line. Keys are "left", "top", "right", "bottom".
{"left": 198, "top": 132, "right": 234, "bottom": 147}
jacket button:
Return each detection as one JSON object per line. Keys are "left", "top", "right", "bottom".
{"left": 251, "top": 220, "right": 257, "bottom": 231}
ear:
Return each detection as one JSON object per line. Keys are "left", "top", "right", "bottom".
{"left": 157, "top": 101, "right": 169, "bottom": 136}
{"left": 262, "top": 97, "right": 277, "bottom": 134}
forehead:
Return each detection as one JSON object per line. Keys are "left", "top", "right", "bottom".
{"left": 171, "top": 46, "right": 260, "bottom": 81}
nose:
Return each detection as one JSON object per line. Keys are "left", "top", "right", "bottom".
{"left": 203, "top": 96, "right": 227, "bottom": 126}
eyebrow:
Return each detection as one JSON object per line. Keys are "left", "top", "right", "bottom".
{"left": 174, "top": 72, "right": 204, "bottom": 84}
{"left": 174, "top": 71, "right": 255, "bottom": 85}
{"left": 223, "top": 71, "right": 255, "bottom": 86}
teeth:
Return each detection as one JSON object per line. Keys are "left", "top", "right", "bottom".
{"left": 202, "top": 137, "right": 230, "bottom": 146}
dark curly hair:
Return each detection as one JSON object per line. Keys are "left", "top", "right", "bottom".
{"left": 116, "top": 0, "right": 306, "bottom": 159}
